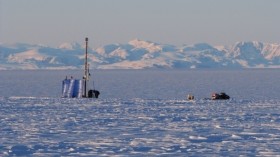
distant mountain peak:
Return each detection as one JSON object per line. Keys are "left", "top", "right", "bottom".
{"left": 58, "top": 42, "right": 81, "bottom": 50}
{"left": 129, "top": 38, "right": 154, "bottom": 47}
{"left": 128, "top": 39, "right": 162, "bottom": 53}
{"left": 182, "top": 43, "right": 214, "bottom": 51}
{"left": 8, "top": 49, "right": 47, "bottom": 63}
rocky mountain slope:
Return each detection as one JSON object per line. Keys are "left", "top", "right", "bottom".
{"left": 0, "top": 39, "right": 279, "bottom": 70}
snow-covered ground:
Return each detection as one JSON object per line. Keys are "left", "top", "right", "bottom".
{"left": 0, "top": 69, "right": 280, "bottom": 156}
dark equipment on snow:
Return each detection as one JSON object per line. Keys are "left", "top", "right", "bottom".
{"left": 211, "top": 92, "right": 230, "bottom": 100}
{"left": 88, "top": 90, "right": 100, "bottom": 98}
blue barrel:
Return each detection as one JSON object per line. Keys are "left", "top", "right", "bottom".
{"left": 62, "top": 79, "right": 70, "bottom": 98}
{"left": 67, "top": 79, "right": 75, "bottom": 98}
{"left": 73, "top": 79, "right": 84, "bottom": 98}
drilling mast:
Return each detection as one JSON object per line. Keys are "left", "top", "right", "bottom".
{"left": 61, "top": 37, "right": 100, "bottom": 98}
{"left": 84, "top": 37, "right": 89, "bottom": 97}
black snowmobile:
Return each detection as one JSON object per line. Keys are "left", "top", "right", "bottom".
{"left": 211, "top": 92, "right": 230, "bottom": 100}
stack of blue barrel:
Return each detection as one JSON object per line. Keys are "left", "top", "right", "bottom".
{"left": 62, "top": 78, "right": 84, "bottom": 98}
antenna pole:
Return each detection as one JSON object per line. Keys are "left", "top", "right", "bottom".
{"left": 84, "top": 37, "right": 88, "bottom": 97}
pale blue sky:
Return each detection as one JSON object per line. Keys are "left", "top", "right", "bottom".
{"left": 0, "top": 0, "right": 279, "bottom": 47}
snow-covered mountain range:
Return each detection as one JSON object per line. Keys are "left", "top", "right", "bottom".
{"left": 0, "top": 39, "right": 279, "bottom": 70}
